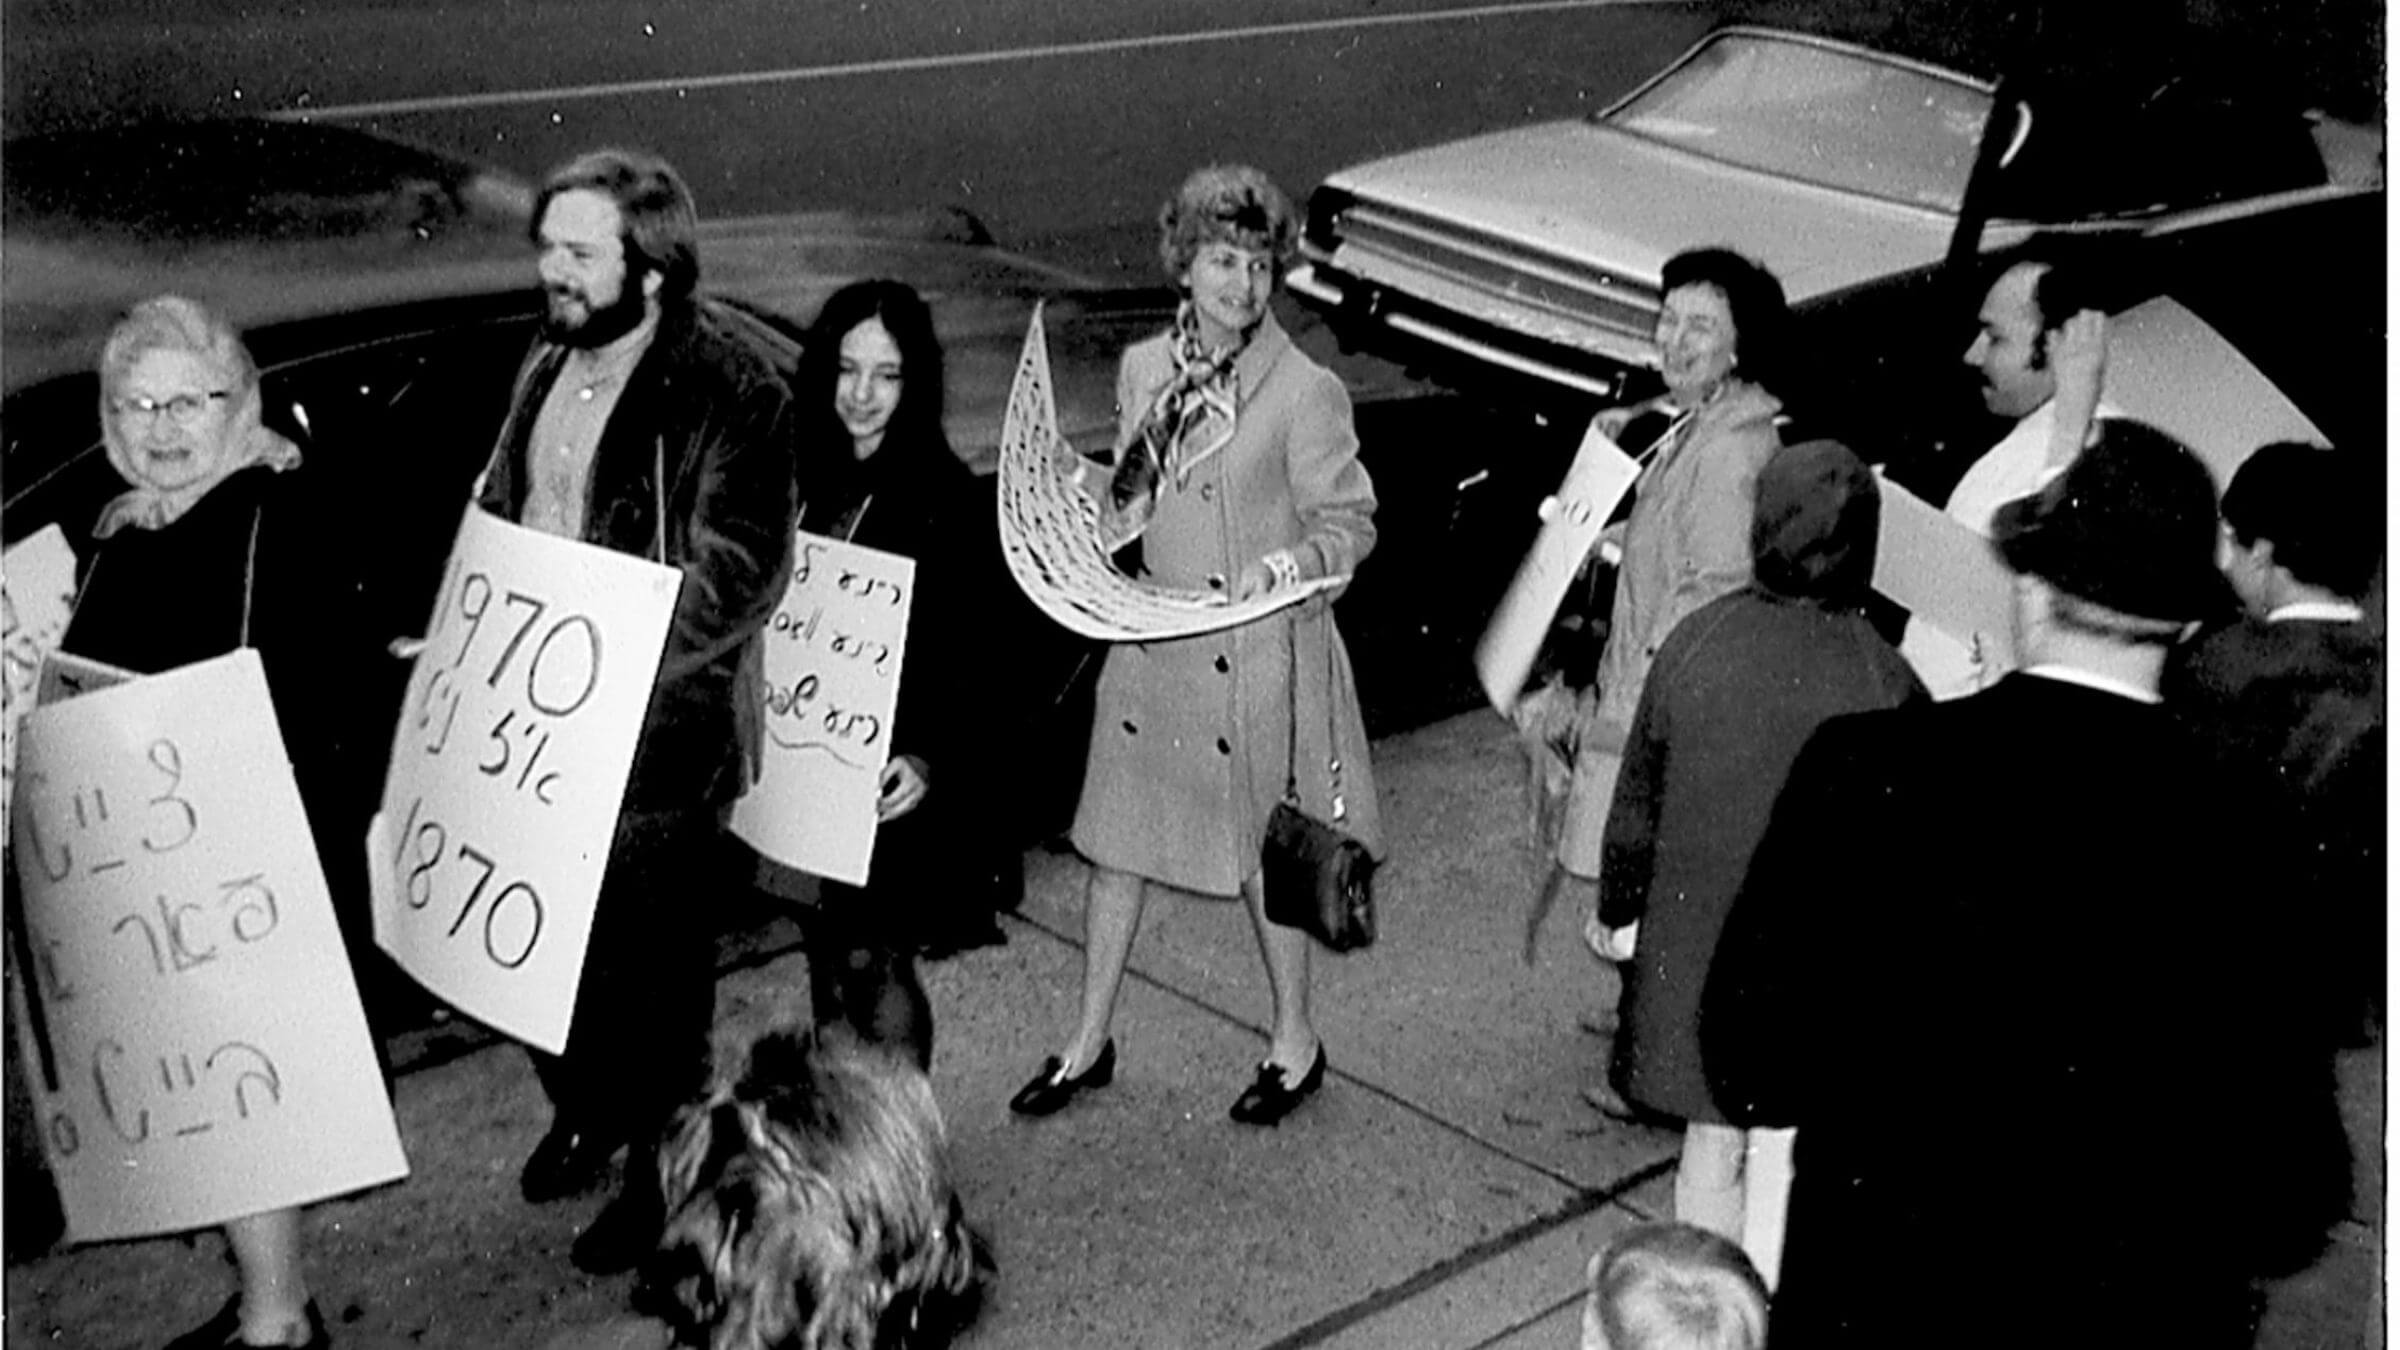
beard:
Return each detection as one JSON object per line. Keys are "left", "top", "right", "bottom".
{"left": 543, "top": 274, "right": 653, "bottom": 348}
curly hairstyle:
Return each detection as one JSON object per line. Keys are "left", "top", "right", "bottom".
{"left": 99, "top": 294, "right": 257, "bottom": 412}
{"left": 531, "top": 147, "right": 701, "bottom": 304}
{"left": 1659, "top": 247, "right": 1789, "bottom": 397}
{"left": 1157, "top": 163, "right": 1299, "bottom": 280}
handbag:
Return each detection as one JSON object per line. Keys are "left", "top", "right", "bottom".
{"left": 1261, "top": 610, "right": 1377, "bottom": 952}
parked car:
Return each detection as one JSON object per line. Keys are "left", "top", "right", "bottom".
{"left": 1288, "top": 25, "right": 2378, "bottom": 416}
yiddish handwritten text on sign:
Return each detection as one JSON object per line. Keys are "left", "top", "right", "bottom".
{"left": 7, "top": 650, "right": 408, "bottom": 1242}
{"left": 372, "top": 507, "right": 677, "bottom": 1055}
{"left": 728, "top": 533, "right": 914, "bottom": 886}
{"left": 996, "top": 304, "right": 1341, "bottom": 642}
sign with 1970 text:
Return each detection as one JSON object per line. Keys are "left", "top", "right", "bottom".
{"left": 7, "top": 649, "right": 409, "bottom": 1242}
{"left": 371, "top": 507, "right": 678, "bottom": 1055}
{"left": 728, "top": 531, "right": 914, "bottom": 887}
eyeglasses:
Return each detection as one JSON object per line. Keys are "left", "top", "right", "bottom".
{"left": 111, "top": 391, "right": 230, "bottom": 427}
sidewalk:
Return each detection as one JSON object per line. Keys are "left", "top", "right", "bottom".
{"left": 3, "top": 710, "right": 2381, "bottom": 1349}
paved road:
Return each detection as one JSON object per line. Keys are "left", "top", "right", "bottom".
{"left": 6, "top": 0, "right": 1722, "bottom": 281}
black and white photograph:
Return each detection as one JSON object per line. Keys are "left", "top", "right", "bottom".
{"left": 1, "top": 1, "right": 2384, "bottom": 1346}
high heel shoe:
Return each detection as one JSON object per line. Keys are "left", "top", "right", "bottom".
{"left": 1229, "top": 1043, "right": 1327, "bottom": 1126}
{"left": 1008, "top": 1039, "right": 1115, "bottom": 1117}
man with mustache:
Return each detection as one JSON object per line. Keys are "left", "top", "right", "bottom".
{"left": 473, "top": 146, "right": 797, "bottom": 1274}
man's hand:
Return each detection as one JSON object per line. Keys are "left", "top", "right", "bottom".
{"left": 876, "top": 754, "right": 930, "bottom": 822}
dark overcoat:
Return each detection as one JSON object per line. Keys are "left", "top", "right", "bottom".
{"left": 476, "top": 297, "right": 798, "bottom": 814}
{"left": 1704, "top": 675, "right": 2350, "bottom": 1346}
{"left": 1598, "top": 586, "right": 1922, "bottom": 1122}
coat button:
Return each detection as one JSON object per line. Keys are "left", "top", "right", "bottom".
{"left": 1206, "top": 573, "right": 1226, "bottom": 590}
{"left": 1123, "top": 720, "right": 1139, "bottom": 735}
{"left": 1216, "top": 737, "right": 1232, "bottom": 755}
{"left": 1213, "top": 654, "right": 1230, "bottom": 674}
{"left": 1200, "top": 482, "right": 1216, "bottom": 501}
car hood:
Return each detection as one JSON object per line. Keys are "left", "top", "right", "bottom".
{"left": 1321, "top": 119, "right": 1969, "bottom": 304}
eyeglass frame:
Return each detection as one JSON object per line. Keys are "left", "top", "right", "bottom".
{"left": 109, "top": 390, "right": 232, "bottom": 428}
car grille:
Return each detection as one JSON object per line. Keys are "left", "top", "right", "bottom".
{"left": 1334, "top": 200, "right": 1661, "bottom": 348}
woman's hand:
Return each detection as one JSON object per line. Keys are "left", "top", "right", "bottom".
{"left": 876, "top": 754, "right": 930, "bottom": 822}
{"left": 1233, "top": 548, "right": 1303, "bottom": 601}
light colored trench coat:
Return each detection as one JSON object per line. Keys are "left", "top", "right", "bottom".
{"left": 1069, "top": 313, "right": 1385, "bottom": 896}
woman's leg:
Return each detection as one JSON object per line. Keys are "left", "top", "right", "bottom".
{"left": 1240, "top": 872, "right": 1316, "bottom": 1071}
{"left": 1674, "top": 1122, "right": 1747, "bottom": 1243}
{"left": 1059, "top": 865, "right": 1146, "bottom": 1073}
{"left": 223, "top": 1207, "right": 312, "bottom": 1343}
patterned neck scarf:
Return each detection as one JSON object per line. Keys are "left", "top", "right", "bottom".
{"left": 1105, "top": 302, "right": 1241, "bottom": 545}
{"left": 93, "top": 383, "right": 303, "bottom": 540}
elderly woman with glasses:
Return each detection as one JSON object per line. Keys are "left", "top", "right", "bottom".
{"left": 63, "top": 296, "right": 347, "bottom": 1350}
{"left": 1009, "top": 164, "right": 1383, "bottom": 1127}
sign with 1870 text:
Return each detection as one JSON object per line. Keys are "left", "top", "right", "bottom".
{"left": 372, "top": 507, "right": 678, "bottom": 1055}
{"left": 7, "top": 649, "right": 409, "bottom": 1242}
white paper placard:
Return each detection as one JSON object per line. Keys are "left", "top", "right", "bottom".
{"left": 996, "top": 304, "right": 1342, "bottom": 641}
{"left": 1473, "top": 421, "right": 1642, "bottom": 714}
{"left": 727, "top": 533, "right": 915, "bottom": 886}
{"left": 1873, "top": 472, "right": 2017, "bottom": 667}
{"left": 7, "top": 649, "right": 409, "bottom": 1242}
{"left": 372, "top": 507, "right": 678, "bottom": 1055}
{"left": 2105, "top": 296, "right": 2329, "bottom": 487}
{"left": 4, "top": 524, "right": 80, "bottom": 842}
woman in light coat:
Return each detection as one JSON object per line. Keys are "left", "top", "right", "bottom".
{"left": 1009, "top": 165, "right": 1382, "bottom": 1126}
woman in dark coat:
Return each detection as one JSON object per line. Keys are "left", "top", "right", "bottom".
{"left": 765, "top": 278, "right": 1004, "bottom": 1069}
{"left": 1596, "top": 440, "right": 1923, "bottom": 1266}
{"left": 64, "top": 296, "right": 340, "bottom": 1350}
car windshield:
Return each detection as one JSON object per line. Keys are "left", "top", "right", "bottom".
{"left": 1606, "top": 32, "right": 1990, "bottom": 212}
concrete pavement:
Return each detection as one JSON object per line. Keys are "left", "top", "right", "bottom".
{"left": 3, "top": 709, "right": 2379, "bottom": 1348}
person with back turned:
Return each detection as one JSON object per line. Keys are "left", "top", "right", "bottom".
{"left": 1705, "top": 420, "right": 2346, "bottom": 1347}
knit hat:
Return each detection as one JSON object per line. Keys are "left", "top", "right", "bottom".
{"left": 1989, "top": 418, "right": 2222, "bottom": 622}
{"left": 1750, "top": 439, "right": 1879, "bottom": 603}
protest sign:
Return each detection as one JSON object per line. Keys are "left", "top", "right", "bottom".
{"left": 372, "top": 507, "right": 678, "bottom": 1055}
{"left": 1873, "top": 473, "right": 2017, "bottom": 670}
{"left": 2105, "top": 296, "right": 2329, "bottom": 486}
{"left": 4, "top": 524, "right": 79, "bottom": 841}
{"left": 7, "top": 649, "right": 408, "bottom": 1243}
{"left": 728, "top": 533, "right": 915, "bottom": 886}
{"left": 996, "top": 304, "right": 1343, "bottom": 642}
{"left": 1474, "top": 420, "right": 1642, "bottom": 714}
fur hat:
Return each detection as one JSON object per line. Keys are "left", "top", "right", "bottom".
{"left": 1990, "top": 418, "right": 2222, "bottom": 622}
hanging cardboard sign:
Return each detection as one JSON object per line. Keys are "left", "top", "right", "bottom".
{"left": 8, "top": 649, "right": 408, "bottom": 1243}
{"left": 728, "top": 532, "right": 914, "bottom": 886}
{"left": 1474, "top": 421, "right": 1642, "bottom": 715}
{"left": 371, "top": 507, "right": 678, "bottom": 1055}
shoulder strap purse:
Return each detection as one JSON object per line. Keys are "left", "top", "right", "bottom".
{"left": 1261, "top": 607, "right": 1377, "bottom": 952}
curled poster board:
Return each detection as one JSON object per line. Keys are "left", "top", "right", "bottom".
{"left": 996, "top": 304, "right": 1342, "bottom": 642}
